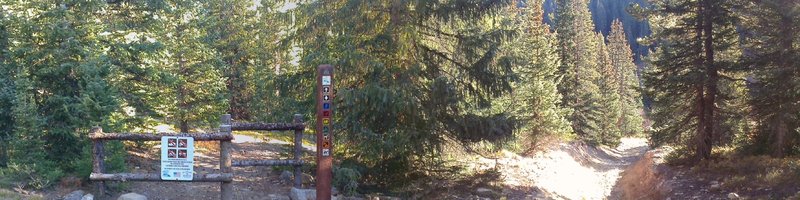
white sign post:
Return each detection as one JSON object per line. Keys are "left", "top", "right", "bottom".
{"left": 161, "top": 136, "right": 194, "bottom": 181}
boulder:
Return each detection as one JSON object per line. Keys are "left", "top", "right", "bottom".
{"left": 118, "top": 193, "right": 147, "bottom": 200}
{"left": 289, "top": 188, "right": 316, "bottom": 200}
{"left": 81, "top": 194, "right": 94, "bottom": 200}
{"left": 63, "top": 190, "right": 85, "bottom": 200}
{"left": 267, "top": 194, "right": 291, "bottom": 200}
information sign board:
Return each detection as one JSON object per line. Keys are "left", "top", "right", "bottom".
{"left": 161, "top": 136, "right": 194, "bottom": 181}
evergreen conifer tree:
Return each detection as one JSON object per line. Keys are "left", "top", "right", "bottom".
{"left": 608, "top": 19, "right": 644, "bottom": 136}
{"left": 741, "top": 0, "right": 800, "bottom": 157}
{"left": 555, "top": 0, "right": 606, "bottom": 145}
{"left": 292, "top": 0, "right": 518, "bottom": 186}
{"left": 642, "top": 0, "right": 740, "bottom": 161}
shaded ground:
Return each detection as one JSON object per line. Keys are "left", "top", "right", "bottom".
{"left": 619, "top": 147, "right": 800, "bottom": 200}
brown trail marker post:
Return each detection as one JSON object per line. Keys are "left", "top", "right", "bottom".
{"left": 316, "top": 65, "right": 333, "bottom": 200}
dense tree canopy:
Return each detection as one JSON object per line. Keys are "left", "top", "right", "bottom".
{"left": 0, "top": 0, "right": 798, "bottom": 194}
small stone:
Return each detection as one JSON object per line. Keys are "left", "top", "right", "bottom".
{"left": 118, "top": 193, "right": 147, "bottom": 200}
{"left": 64, "top": 190, "right": 85, "bottom": 200}
{"left": 710, "top": 181, "right": 721, "bottom": 191}
{"left": 476, "top": 187, "right": 493, "bottom": 196}
{"left": 728, "top": 192, "right": 739, "bottom": 199}
{"left": 81, "top": 194, "right": 94, "bottom": 200}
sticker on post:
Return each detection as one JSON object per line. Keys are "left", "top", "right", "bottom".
{"left": 323, "top": 87, "right": 330, "bottom": 94}
{"left": 322, "top": 149, "right": 331, "bottom": 157}
{"left": 161, "top": 136, "right": 194, "bottom": 181}
{"left": 323, "top": 118, "right": 330, "bottom": 125}
{"left": 322, "top": 76, "right": 331, "bottom": 86}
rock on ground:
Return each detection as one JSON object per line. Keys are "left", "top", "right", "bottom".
{"left": 118, "top": 193, "right": 147, "bottom": 200}
{"left": 81, "top": 194, "right": 94, "bottom": 200}
{"left": 289, "top": 188, "right": 316, "bottom": 200}
{"left": 63, "top": 190, "right": 84, "bottom": 200}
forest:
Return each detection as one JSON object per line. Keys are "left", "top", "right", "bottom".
{"left": 0, "top": 0, "right": 798, "bottom": 199}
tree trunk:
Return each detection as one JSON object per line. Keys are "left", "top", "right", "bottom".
{"left": 772, "top": 4, "right": 795, "bottom": 158}
{"left": 699, "top": 0, "right": 717, "bottom": 161}
{"left": 693, "top": 1, "right": 708, "bottom": 162}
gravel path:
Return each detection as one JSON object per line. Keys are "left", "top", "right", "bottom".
{"left": 471, "top": 138, "right": 650, "bottom": 199}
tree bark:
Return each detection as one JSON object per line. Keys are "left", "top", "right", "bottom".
{"left": 699, "top": 0, "right": 717, "bottom": 161}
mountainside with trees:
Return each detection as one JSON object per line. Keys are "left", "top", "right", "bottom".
{"left": 0, "top": 0, "right": 798, "bottom": 198}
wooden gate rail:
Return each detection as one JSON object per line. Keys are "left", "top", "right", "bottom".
{"left": 90, "top": 173, "right": 233, "bottom": 182}
{"left": 230, "top": 114, "right": 306, "bottom": 188}
{"left": 88, "top": 114, "right": 306, "bottom": 200}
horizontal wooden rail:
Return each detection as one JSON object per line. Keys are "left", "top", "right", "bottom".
{"left": 89, "top": 132, "right": 233, "bottom": 141}
{"left": 232, "top": 159, "right": 305, "bottom": 167}
{"left": 231, "top": 122, "right": 304, "bottom": 131}
{"left": 90, "top": 173, "right": 233, "bottom": 182}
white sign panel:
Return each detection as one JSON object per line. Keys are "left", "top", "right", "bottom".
{"left": 322, "top": 76, "right": 331, "bottom": 86}
{"left": 161, "top": 136, "right": 194, "bottom": 181}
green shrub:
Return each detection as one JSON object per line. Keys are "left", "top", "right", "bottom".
{"left": 72, "top": 141, "right": 127, "bottom": 179}
{"left": 333, "top": 166, "right": 361, "bottom": 196}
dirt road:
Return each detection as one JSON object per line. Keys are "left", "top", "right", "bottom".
{"left": 471, "top": 138, "right": 650, "bottom": 199}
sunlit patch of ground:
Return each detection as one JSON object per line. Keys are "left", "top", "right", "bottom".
{"left": 465, "top": 138, "right": 649, "bottom": 199}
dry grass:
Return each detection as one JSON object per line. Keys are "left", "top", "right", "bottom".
{"left": 691, "top": 155, "right": 800, "bottom": 198}
{"left": 0, "top": 188, "right": 44, "bottom": 200}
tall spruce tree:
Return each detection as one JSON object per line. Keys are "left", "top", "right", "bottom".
{"left": 608, "top": 19, "right": 644, "bottom": 136}
{"left": 741, "top": 0, "right": 800, "bottom": 157}
{"left": 206, "top": 0, "right": 261, "bottom": 121}
{"left": 500, "top": 1, "right": 572, "bottom": 150}
{"left": 555, "top": 0, "right": 606, "bottom": 145}
{"left": 642, "top": 0, "right": 740, "bottom": 161}
{"left": 1, "top": 0, "right": 119, "bottom": 187}
{"left": 0, "top": 9, "right": 12, "bottom": 167}
{"left": 291, "top": 0, "right": 517, "bottom": 186}
{"left": 160, "top": 0, "right": 228, "bottom": 133}
{"left": 595, "top": 32, "right": 623, "bottom": 146}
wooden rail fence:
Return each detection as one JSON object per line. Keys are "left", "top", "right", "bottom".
{"left": 88, "top": 114, "right": 306, "bottom": 200}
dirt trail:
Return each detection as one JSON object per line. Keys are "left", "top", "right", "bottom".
{"left": 470, "top": 138, "right": 650, "bottom": 199}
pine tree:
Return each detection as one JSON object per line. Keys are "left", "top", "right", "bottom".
{"left": 1, "top": 0, "right": 119, "bottom": 187}
{"left": 607, "top": 19, "right": 644, "bottom": 136}
{"left": 0, "top": 10, "right": 12, "bottom": 167}
{"left": 292, "top": 0, "right": 517, "bottom": 186}
{"left": 205, "top": 0, "right": 262, "bottom": 121}
{"left": 555, "top": 0, "right": 606, "bottom": 145}
{"left": 741, "top": 0, "right": 800, "bottom": 157}
{"left": 500, "top": 1, "right": 572, "bottom": 150}
{"left": 161, "top": 0, "right": 228, "bottom": 133}
{"left": 642, "top": 0, "right": 740, "bottom": 161}
{"left": 595, "top": 32, "right": 623, "bottom": 146}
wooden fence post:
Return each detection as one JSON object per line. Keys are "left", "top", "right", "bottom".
{"left": 220, "top": 114, "right": 233, "bottom": 200}
{"left": 293, "top": 114, "right": 304, "bottom": 188}
{"left": 90, "top": 127, "right": 106, "bottom": 196}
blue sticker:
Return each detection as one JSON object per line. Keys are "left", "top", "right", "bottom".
{"left": 323, "top": 103, "right": 330, "bottom": 109}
